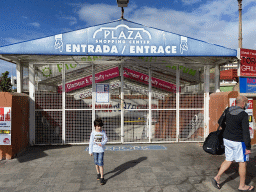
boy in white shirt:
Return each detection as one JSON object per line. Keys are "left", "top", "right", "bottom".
{"left": 89, "top": 118, "right": 108, "bottom": 185}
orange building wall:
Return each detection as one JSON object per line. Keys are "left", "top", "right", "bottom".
{"left": 209, "top": 91, "right": 256, "bottom": 145}
{"left": 0, "top": 92, "right": 29, "bottom": 160}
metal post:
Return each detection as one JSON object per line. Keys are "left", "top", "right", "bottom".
{"left": 16, "top": 61, "right": 23, "bottom": 93}
{"left": 121, "top": 7, "right": 124, "bottom": 19}
{"left": 215, "top": 65, "right": 220, "bottom": 92}
{"left": 92, "top": 64, "right": 96, "bottom": 131}
{"left": 204, "top": 66, "right": 210, "bottom": 138}
{"left": 148, "top": 66, "right": 152, "bottom": 142}
{"left": 176, "top": 65, "right": 180, "bottom": 142}
{"left": 121, "top": 64, "right": 124, "bottom": 143}
{"left": 62, "top": 63, "right": 66, "bottom": 144}
{"left": 238, "top": 0, "right": 242, "bottom": 48}
{"left": 29, "top": 63, "right": 35, "bottom": 145}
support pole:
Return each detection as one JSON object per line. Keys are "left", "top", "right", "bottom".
{"left": 16, "top": 61, "right": 23, "bottom": 93}
{"left": 215, "top": 65, "right": 220, "bottom": 92}
{"left": 62, "top": 63, "right": 66, "bottom": 144}
{"left": 92, "top": 64, "right": 96, "bottom": 131}
{"left": 204, "top": 66, "right": 210, "bottom": 138}
{"left": 29, "top": 63, "right": 35, "bottom": 145}
{"left": 148, "top": 66, "right": 152, "bottom": 142}
{"left": 121, "top": 64, "right": 124, "bottom": 143}
{"left": 176, "top": 65, "right": 180, "bottom": 142}
{"left": 238, "top": 0, "right": 243, "bottom": 48}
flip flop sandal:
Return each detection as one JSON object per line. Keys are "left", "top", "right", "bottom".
{"left": 238, "top": 186, "right": 255, "bottom": 191}
{"left": 211, "top": 178, "right": 221, "bottom": 189}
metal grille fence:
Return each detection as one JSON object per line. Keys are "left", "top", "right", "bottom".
{"left": 34, "top": 63, "right": 206, "bottom": 144}
{"left": 35, "top": 111, "right": 62, "bottom": 144}
{"left": 96, "top": 110, "right": 121, "bottom": 143}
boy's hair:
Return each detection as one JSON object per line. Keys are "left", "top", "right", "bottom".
{"left": 94, "top": 118, "right": 104, "bottom": 127}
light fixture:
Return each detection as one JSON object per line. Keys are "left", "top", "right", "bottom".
{"left": 116, "top": 0, "right": 129, "bottom": 7}
{"left": 117, "top": 0, "right": 129, "bottom": 19}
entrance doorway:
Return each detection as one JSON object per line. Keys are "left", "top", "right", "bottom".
{"left": 34, "top": 59, "right": 207, "bottom": 145}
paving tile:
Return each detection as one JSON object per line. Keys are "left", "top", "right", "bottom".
{"left": 176, "top": 182, "right": 194, "bottom": 192}
{"left": 62, "top": 183, "right": 81, "bottom": 192}
{"left": 194, "top": 183, "right": 211, "bottom": 192}
{"left": 144, "top": 186, "right": 162, "bottom": 192}
{"left": 14, "top": 184, "right": 37, "bottom": 192}
{"left": 41, "top": 171, "right": 59, "bottom": 178}
{"left": 25, "top": 185, "right": 55, "bottom": 192}
{"left": 3, "top": 179, "right": 23, "bottom": 188}
{"left": 151, "top": 166, "right": 168, "bottom": 173}
{"left": 157, "top": 176, "right": 187, "bottom": 185}
{"left": 188, "top": 176, "right": 204, "bottom": 184}
{"left": 0, "top": 187, "right": 17, "bottom": 192}
{"left": 141, "top": 178, "right": 159, "bottom": 187}
{"left": 138, "top": 166, "right": 153, "bottom": 173}
{"left": 163, "top": 185, "right": 180, "bottom": 192}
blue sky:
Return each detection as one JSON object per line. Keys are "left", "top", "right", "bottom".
{"left": 1, "top": 0, "right": 256, "bottom": 78}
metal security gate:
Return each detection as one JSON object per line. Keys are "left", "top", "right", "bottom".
{"left": 34, "top": 60, "right": 207, "bottom": 145}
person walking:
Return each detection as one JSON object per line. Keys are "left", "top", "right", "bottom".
{"left": 89, "top": 118, "right": 108, "bottom": 185}
{"left": 212, "top": 95, "right": 254, "bottom": 191}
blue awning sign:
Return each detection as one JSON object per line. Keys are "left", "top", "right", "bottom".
{"left": 0, "top": 20, "right": 237, "bottom": 57}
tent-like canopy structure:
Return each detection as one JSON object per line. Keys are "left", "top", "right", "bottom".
{"left": 0, "top": 19, "right": 238, "bottom": 145}
{"left": 0, "top": 19, "right": 237, "bottom": 67}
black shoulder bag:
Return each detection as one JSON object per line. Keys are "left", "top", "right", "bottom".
{"left": 203, "top": 108, "right": 229, "bottom": 155}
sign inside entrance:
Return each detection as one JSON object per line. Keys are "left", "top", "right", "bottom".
{"left": 96, "top": 84, "right": 110, "bottom": 103}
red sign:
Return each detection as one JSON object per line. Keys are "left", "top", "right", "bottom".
{"left": 123, "top": 67, "right": 177, "bottom": 93}
{"left": 240, "top": 48, "right": 256, "bottom": 77}
{"left": 3, "top": 138, "right": 10, "bottom": 145}
{"left": 58, "top": 67, "right": 119, "bottom": 93}
{"left": 248, "top": 99, "right": 253, "bottom": 110}
{"left": 0, "top": 108, "right": 4, "bottom": 121}
{"left": 220, "top": 69, "right": 237, "bottom": 80}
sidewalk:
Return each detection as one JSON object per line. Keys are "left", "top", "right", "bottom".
{"left": 0, "top": 143, "right": 255, "bottom": 192}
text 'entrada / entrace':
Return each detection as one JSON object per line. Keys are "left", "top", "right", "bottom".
{"left": 65, "top": 44, "right": 177, "bottom": 54}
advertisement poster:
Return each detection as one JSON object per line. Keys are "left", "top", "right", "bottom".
{"left": 229, "top": 98, "right": 236, "bottom": 107}
{"left": 0, "top": 107, "right": 11, "bottom": 145}
{"left": 58, "top": 67, "right": 119, "bottom": 93}
{"left": 96, "top": 84, "right": 110, "bottom": 103}
{"left": 239, "top": 77, "right": 256, "bottom": 93}
{"left": 239, "top": 48, "right": 256, "bottom": 77}
{"left": 229, "top": 98, "right": 254, "bottom": 139}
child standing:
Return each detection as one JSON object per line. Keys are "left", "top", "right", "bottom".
{"left": 89, "top": 118, "right": 108, "bottom": 185}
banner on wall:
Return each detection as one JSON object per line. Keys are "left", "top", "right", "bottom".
{"left": 0, "top": 107, "right": 11, "bottom": 145}
{"left": 123, "top": 67, "right": 178, "bottom": 93}
{"left": 229, "top": 98, "right": 254, "bottom": 139}
{"left": 58, "top": 67, "right": 119, "bottom": 93}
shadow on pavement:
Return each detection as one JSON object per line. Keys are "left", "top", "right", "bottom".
{"left": 16, "top": 145, "right": 72, "bottom": 163}
{"left": 104, "top": 157, "right": 147, "bottom": 181}
{"left": 219, "top": 151, "right": 256, "bottom": 188}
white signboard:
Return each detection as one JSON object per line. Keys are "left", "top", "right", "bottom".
{"left": 246, "top": 99, "right": 254, "bottom": 139}
{"left": 96, "top": 84, "right": 110, "bottom": 103}
{"left": 0, "top": 107, "right": 11, "bottom": 145}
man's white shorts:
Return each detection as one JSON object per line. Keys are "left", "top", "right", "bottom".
{"left": 224, "top": 138, "right": 249, "bottom": 162}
